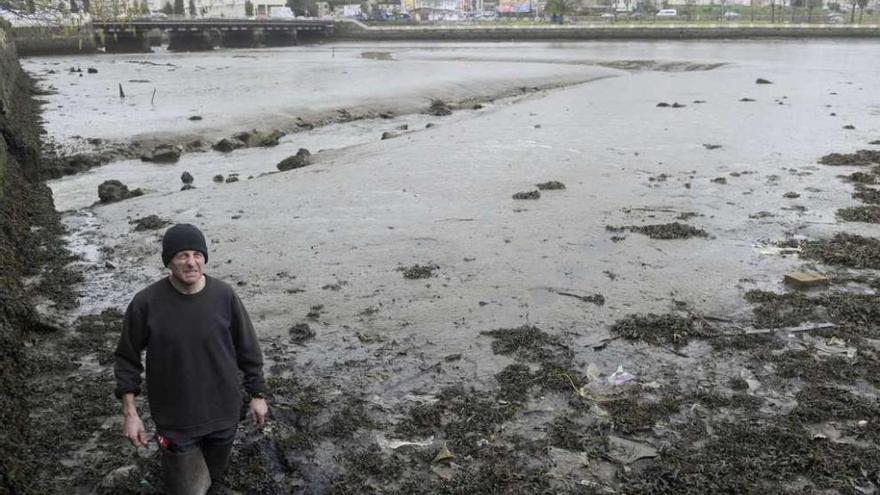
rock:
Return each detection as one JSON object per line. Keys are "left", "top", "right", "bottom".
{"left": 755, "top": 78, "right": 772, "bottom": 84}
{"left": 87, "top": 137, "right": 103, "bottom": 145}
{"left": 100, "top": 465, "right": 137, "bottom": 489}
{"left": 181, "top": 171, "right": 194, "bottom": 184}
{"left": 212, "top": 137, "right": 245, "bottom": 153}
{"left": 185, "top": 139, "right": 209, "bottom": 152}
{"left": 141, "top": 144, "right": 182, "bottom": 163}
{"left": 671, "top": 102, "right": 686, "bottom": 108}
{"left": 397, "top": 124, "right": 408, "bottom": 131}
{"left": 512, "top": 190, "right": 541, "bottom": 200}
{"left": 843, "top": 124, "right": 856, "bottom": 130}
{"left": 784, "top": 272, "right": 829, "bottom": 288}
{"left": 869, "top": 140, "right": 880, "bottom": 145}
{"left": 703, "top": 144, "right": 723, "bottom": 150}
{"left": 427, "top": 99, "right": 452, "bottom": 116}
{"left": 130, "top": 214, "right": 171, "bottom": 231}
{"left": 536, "top": 180, "right": 565, "bottom": 190}
{"left": 740, "top": 97, "right": 756, "bottom": 102}
{"left": 213, "top": 174, "right": 224, "bottom": 183}
{"left": 381, "top": 131, "right": 397, "bottom": 140}
{"left": 181, "top": 184, "right": 196, "bottom": 191}
{"left": 425, "top": 123, "right": 435, "bottom": 128}
{"left": 711, "top": 177, "right": 727, "bottom": 184}
{"left": 783, "top": 191, "right": 800, "bottom": 198}
{"left": 98, "top": 180, "right": 142, "bottom": 204}
{"left": 252, "top": 129, "right": 285, "bottom": 147}
{"left": 656, "top": 102, "right": 670, "bottom": 107}
{"left": 188, "top": 115, "right": 203, "bottom": 121}
{"left": 379, "top": 111, "right": 395, "bottom": 119}
{"left": 472, "top": 103, "right": 483, "bottom": 110}
{"left": 277, "top": 148, "right": 312, "bottom": 171}
{"left": 289, "top": 323, "right": 315, "bottom": 343}
{"left": 225, "top": 176, "right": 239, "bottom": 183}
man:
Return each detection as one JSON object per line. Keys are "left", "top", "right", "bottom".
{"left": 114, "top": 223, "right": 268, "bottom": 494}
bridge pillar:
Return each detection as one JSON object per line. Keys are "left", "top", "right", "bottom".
{"left": 167, "top": 29, "right": 216, "bottom": 51}
{"left": 101, "top": 29, "right": 151, "bottom": 53}
{"left": 219, "top": 28, "right": 261, "bottom": 48}
{"left": 262, "top": 28, "right": 298, "bottom": 46}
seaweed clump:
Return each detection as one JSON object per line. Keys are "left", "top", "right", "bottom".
{"left": 837, "top": 205, "right": 880, "bottom": 223}
{"left": 608, "top": 222, "right": 709, "bottom": 240}
{"left": 800, "top": 233, "right": 880, "bottom": 269}
{"left": 610, "top": 313, "right": 707, "bottom": 347}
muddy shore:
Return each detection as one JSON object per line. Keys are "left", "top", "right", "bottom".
{"left": 12, "top": 40, "right": 880, "bottom": 493}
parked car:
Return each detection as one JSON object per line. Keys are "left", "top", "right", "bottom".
{"left": 656, "top": 9, "right": 677, "bottom": 17}
{"left": 827, "top": 13, "right": 844, "bottom": 23}
{"left": 722, "top": 11, "right": 740, "bottom": 18}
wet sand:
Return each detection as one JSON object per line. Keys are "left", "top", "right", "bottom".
{"left": 24, "top": 40, "right": 880, "bottom": 493}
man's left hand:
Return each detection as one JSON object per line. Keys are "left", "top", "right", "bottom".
{"left": 248, "top": 398, "right": 268, "bottom": 429}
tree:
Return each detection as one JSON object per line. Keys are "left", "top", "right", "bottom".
{"left": 244, "top": 0, "right": 253, "bottom": 16}
{"left": 544, "top": 0, "right": 574, "bottom": 16}
{"left": 139, "top": 0, "right": 149, "bottom": 14}
{"left": 856, "top": 0, "right": 867, "bottom": 23}
{"left": 173, "top": 0, "right": 183, "bottom": 14}
{"left": 162, "top": 1, "right": 173, "bottom": 14}
{"left": 188, "top": 0, "right": 195, "bottom": 16}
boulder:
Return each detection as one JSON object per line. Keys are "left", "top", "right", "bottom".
{"left": 213, "top": 174, "right": 225, "bottom": 183}
{"left": 98, "top": 180, "right": 143, "bottom": 204}
{"left": 212, "top": 137, "right": 245, "bottom": 153}
{"left": 427, "top": 99, "right": 452, "bottom": 116}
{"left": 381, "top": 131, "right": 397, "bottom": 140}
{"left": 141, "top": 144, "right": 182, "bottom": 163}
{"left": 181, "top": 171, "right": 194, "bottom": 184}
{"left": 277, "top": 148, "right": 312, "bottom": 171}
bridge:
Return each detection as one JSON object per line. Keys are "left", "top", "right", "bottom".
{"left": 92, "top": 19, "right": 335, "bottom": 52}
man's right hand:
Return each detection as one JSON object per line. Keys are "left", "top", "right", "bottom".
{"left": 122, "top": 393, "right": 148, "bottom": 448}
{"left": 124, "top": 414, "right": 148, "bottom": 448}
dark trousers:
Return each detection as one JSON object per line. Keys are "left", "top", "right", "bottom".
{"left": 157, "top": 427, "right": 236, "bottom": 495}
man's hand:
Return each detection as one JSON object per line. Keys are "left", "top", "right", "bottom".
{"left": 122, "top": 392, "right": 148, "bottom": 448}
{"left": 124, "top": 413, "right": 148, "bottom": 448}
{"left": 248, "top": 398, "right": 268, "bottom": 429}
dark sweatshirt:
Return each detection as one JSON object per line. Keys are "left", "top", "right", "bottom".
{"left": 114, "top": 275, "right": 266, "bottom": 437}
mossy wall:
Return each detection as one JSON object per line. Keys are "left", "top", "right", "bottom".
{"left": 0, "top": 20, "right": 64, "bottom": 494}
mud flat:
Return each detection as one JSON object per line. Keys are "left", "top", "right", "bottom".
{"left": 21, "top": 40, "right": 880, "bottom": 492}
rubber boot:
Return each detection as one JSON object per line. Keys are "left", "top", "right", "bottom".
{"left": 161, "top": 447, "right": 211, "bottom": 495}
{"left": 201, "top": 441, "right": 233, "bottom": 490}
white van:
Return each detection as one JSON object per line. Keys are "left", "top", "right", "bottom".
{"left": 656, "top": 9, "right": 677, "bottom": 17}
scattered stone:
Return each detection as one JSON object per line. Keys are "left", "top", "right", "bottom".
{"left": 513, "top": 190, "right": 541, "bottom": 200}
{"left": 843, "top": 172, "right": 877, "bottom": 184}
{"left": 693, "top": 99, "right": 707, "bottom": 103}
{"left": 130, "top": 214, "right": 171, "bottom": 231}
{"left": 869, "top": 140, "right": 880, "bottom": 145}
{"left": 181, "top": 171, "right": 194, "bottom": 184}
{"left": 749, "top": 211, "right": 775, "bottom": 219}
{"left": 87, "top": 67, "right": 97, "bottom": 73}
{"left": 535, "top": 181, "right": 565, "bottom": 190}
{"left": 381, "top": 131, "right": 398, "bottom": 140}
{"left": 837, "top": 206, "right": 880, "bottom": 223}
{"left": 712, "top": 177, "right": 727, "bottom": 184}
{"left": 425, "top": 123, "right": 435, "bottom": 129}
{"left": 819, "top": 150, "right": 880, "bottom": 166}
{"left": 379, "top": 111, "right": 395, "bottom": 119}
{"left": 213, "top": 174, "right": 224, "bottom": 183}
{"left": 397, "top": 124, "right": 408, "bottom": 131}
{"left": 755, "top": 78, "right": 772, "bottom": 84}
{"left": 212, "top": 137, "right": 245, "bottom": 153}
{"left": 671, "top": 102, "right": 686, "bottom": 108}
{"left": 86, "top": 137, "right": 102, "bottom": 145}
{"left": 843, "top": 124, "right": 856, "bottom": 130}
{"left": 853, "top": 186, "right": 880, "bottom": 204}
{"left": 181, "top": 184, "right": 196, "bottom": 191}
{"left": 277, "top": 148, "right": 312, "bottom": 171}
{"left": 225, "top": 176, "right": 239, "bottom": 183}
{"left": 188, "top": 115, "right": 203, "bottom": 121}
{"left": 401, "top": 264, "right": 437, "bottom": 279}
{"left": 784, "top": 272, "right": 829, "bottom": 288}
{"left": 141, "top": 144, "right": 182, "bottom": 163}
{"left": 472, "top": 103, "right": 483, "bottom": 110}
{"left": 783, "top": 192, "right": 800, "bottom": 199}
{"left": 427, "top": 99, "right": 452, "bottom": 116}
{"left": 656, "top": 102, "right": 670, "bottom": 107}
{"left": 739, "top": 97, "right": 756, "bottom": 102}
{"left": 289, "top": 323, "right": 315, "bottom": 343}
{"left": 97, "top": 180, "right": 143, "bottom": 204}
{"left": 703, "top": 144, "right": 723, "bottom": 150}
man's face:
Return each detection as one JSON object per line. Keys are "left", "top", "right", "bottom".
{"left": 168, "top": 250, "right": 205, "bottom": 286}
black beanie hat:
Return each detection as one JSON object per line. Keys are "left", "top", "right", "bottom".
{"left": 162, "top": 224, "right": 209, "bottom": 267}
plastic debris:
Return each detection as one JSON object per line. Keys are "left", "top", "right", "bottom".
{"left": 376, "top": 433, "right": 434, "bottom": 450}
{"left": 608, "top": 365, "right": 636, "bottom": 385}
{"left": 433, "top": 443, "right": 455, "bottom": 463}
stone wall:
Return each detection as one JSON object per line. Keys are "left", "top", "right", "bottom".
{"left": 0, "top": 19, "right": 65, "bottom": 494}
{"left": 334, "top": 22, "right": 880, "bottom": 40}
